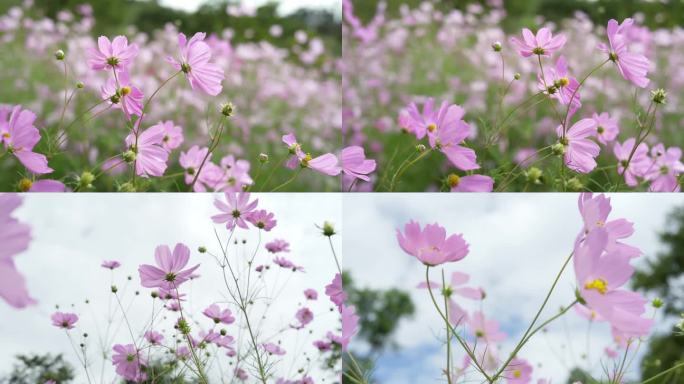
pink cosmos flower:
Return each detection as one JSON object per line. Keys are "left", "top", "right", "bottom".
{"left": 340, "top": 146, "right": 376, "bottom": 181}
{"left": 51, "top": 312, "right": 78, "bottom": 329}
{"left": 179, "top": 146, "right": 211, "bottom": 191}
{"left": 304, "top": 289, "right": 318, "bottom": 300}
{"left": 598, "top": 19, "right": 651, "bottom": 88}
{"left": 302, "top": 153, "right": 342, "bottom": 176}
{"left": 176, "top": 345, "right": 191, "bottom": 360}
{"left": 262, "top": 342, "right": 286, "bottom": 355}
{"left": 101, "top": 72, "right": 144, "bottom": 119}
{"left": 235, "top": 368, "right": 248, "bottom": 380}
{"left": 644, "top": 144, "right": 684, "bottom": 192}
{"left": 101, "top": 260, "right": 121, "bottom": 270}
{"left": 3, "top": 106, "right": 52, "bottom": 174}
{"left": 283, "top": 133, "right": 306, "bottom": 169}
{"left": 212, "top": 192, "right": 259, "bottom": 230}
{"left": 246, "top": 209, "right": 277, "bottom": 231}
{"left": 504, "top": 358, "right": 533, "bottom": 384}
{"left": 397, "top": 220, "right": 469, "bottom": 266}
{"left": 538, "top": 56, "right": 581, "bottom": 110}
{"left": 400, "top": 98, "right": 446, "bottom": 140}
{"left": 266, "top": 239, "right": 290, "bottom": 253}
{"left": 88, "top": 36, "right": 138, "bottom": 72}
{"left": 510, "top": 27, "right": 567, "bottom": 57}
{"left": 125, "top": 124, "right": 169, "bottom": 178}
{"left": 27, "top": 179, "right": 66, "bottom": 192}
{"left": 216, "top": 334, "right": 235, "bottom": 349}
{"left": 167, "top": 32, "right": 224, "bottom": 96}
{"left": 144, "top": 330, "right": 164, "bottom": 345}
{"left": 613, "top": 138, "right": 649, "bottom": 186}
{"left": 341, "top": 304, "right": 359, "bottom": 351}
{"left": 468, "top": 311, "right": 507, "bottom": 343}
{"left": 605, "top": 347, "right": 618, "bottom": 359}
{"left": 573, "top": 228, "right": 653, "bottom": 337}
{"left": 214, "top": 155, "right": 253, "bottom": 192}
{"left": 138, "top": 243, "right": 200, "bottom": 289}
{"left": 426, "top": 106, "right": 479, "bottom": 171}
{"left": 419, "top": 272, "right": 483, "bottom": 324}
{"left": 273, "top": 256, "right": 304, "bottom": 272}
{"left": 293, "top": 307, "right": 314, "bottom": 329}
{"left": 577, "top": 193, "right": 641, "bottom": 259}
{"left": 326, "top": 273, "right": 346, "bottom": 311}
{"left": 449, "top": 174, "right": 494, "bottom": 192}
{"left": 557, "top": 119, "right": 600, "bottom": 173}
{"left": 203, "top": 303, "right": 235, "bottom": 324}
{"left": 112, "top": 344, "right": 147, "bottom": 382}
{"left": 591, "top": 112, "right": 620, "bottom": 145}
{"left": 0, "top": 194, "right": 35, "bottom": 308}
{"left": 152, "top": 121, "right": 184, "bottom": 151}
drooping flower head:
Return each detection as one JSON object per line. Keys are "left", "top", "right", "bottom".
{"left": 538, "top": 56, "right": 581, "bottom": 111}
{"left": 211, "top": 192, "right": 259, "bottom": 230}
{"left": 598, "top": 19, "right": 651, "bottom": 88}
{"left": 325, "top": 273, "right": 346, "bottom": 311}
{"left": 262, "top": 342, "right": 286, "bottom": 355}
{"left": 101, "top": 260, "right": 121, "bottom": 270}
{"left": 265, "top": 239, "right": 290, "bottom": 253}
{"left": 101, "top": 71, "right": 144, "bottom": 119}
{"left": 2, "top": 106, "right": 52, "bottom": 174}
{"left": 557, "top": 119, "right": 600, "bottom": 173}
{"left": 167, "top": 32, "right": 224, "bottom": 96}
{"left": 125, "top": 124, "right": 169, "bottom": 178}
{"left": 88, "top": 36, "right": 139, "bottom": 72}
{"left": 510, "top": 27, "right": 567, "bottom": 57}
{"left": 340, "top": 146, "right": 376, "bottom": 181}
{"left": 397, "top": 220, "right": 469, "bottom": 266}
{"left": 613, "top": 138, "right": 649, "bottom": 187}
{"left": 138, "top": 243, "right": 200, "bottom": 289}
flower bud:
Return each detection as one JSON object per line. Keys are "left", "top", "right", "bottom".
{"left": 118, "top": 182, "right": 136, "bottom": 192}
{"left": 151, "top": 291, "right": 159, "bottom": 299}
{"left": 111, "top": 285, "right": 118, "bottom": 293}
{"left": 76, "top": 81, "right": 85, "bottom": 89}
{"left": 416, "top": 144, "right": 426, "bottom": 153}
{"left": 514, "top": 73, "right": 521, "bottom": 80}
{"left": 652, "top": 298, "right": 664, "bottom": 308}
{"left": 551, "top": 142, "right": 566, "bottom": 156}
{"left": 566, "top": 177, "right": 584, "bottom": 191}
{"left": 491, "top": 41, "right": 502, "bottom": 52}
{"left": 79, "top": 171, "right": 95, "bottom": 189}
{"left": 55, "top": 49, "right": 65, "bottom": 60}
{"left": 258, "top": 153, "right": 269, "bottom": 163}
{"left": 221, "top": 102, "right": 235, "bottom": 117}
{"left": 123, "top": 150, "right": 137, "bottom": 163}
{"left": 524, "top": 167, "right": 543, "bottom": 184}
{"left": 651, "top": 88, "right": 667, "bottom": 105}
{"left": 321, "top": 221, "right": 336, "bottom": 237}
{"left": 198, "top": 246, "right": 207, "bottom": 253}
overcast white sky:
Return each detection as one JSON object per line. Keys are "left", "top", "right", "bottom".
{"left": 343, "top": 193, "right": 683, "bottom": 384}
{"left": 160, "top": 0, "right": 341, "bottom": 15}
{"left": 1, "top": 193, "right": 342, "bottom": 383}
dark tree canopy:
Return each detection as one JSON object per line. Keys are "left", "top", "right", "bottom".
{"left": 1, "top": 353, "right": 74, "bottom": 384}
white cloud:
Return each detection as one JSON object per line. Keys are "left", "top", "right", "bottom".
{"left": 160, "top": 0, "right": 341, "bottom": 15}
{"left": 1, "top": 193, "right": 342, "bottom": 383}
{"left": 343, "top": 193, "right": 682, "bottom": 383}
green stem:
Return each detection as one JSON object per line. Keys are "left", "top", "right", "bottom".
{"left": 442, "top": 270, "right": 453, "bottom": 384}
{"left": 641, "top": 361, "right": 684, "bottom": 384}
{"left": 271, "top": 168, "right": 302, "bottom": 192}
{"left": 389, "top": 148, "right": 433, "bottom": 191}
{"left": 561, "top": 59, "right": 610, "bottom": 137}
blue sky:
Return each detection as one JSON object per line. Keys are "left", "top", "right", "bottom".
{"left": 343, "top": 193, "right": 683, "bottom": 384}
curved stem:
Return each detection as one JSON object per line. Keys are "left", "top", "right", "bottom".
{"left": 270, "top": 168, "right": 302, "bottom": 192}
{"left": 190, "top": 118, "right": 227, "bottom": 190}
{"left": 491, "top": 252, "right": 574, "bottom": 381}
{"left": 327, "top": 236, "right": 342, "bottom": 275}
{"left": 561, "top": 59, "right": 610, "bottom": 137}
{"left": 389, "top": 148, "right": 433, "bottom": 191}
{"left": 641, "top": 361, "right": 684, "bottom": 384}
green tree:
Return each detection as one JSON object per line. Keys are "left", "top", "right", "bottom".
{"left": 633, "top": 206, "right": 684, "bottom": 383}
{"left": 342, "top": 272, "right": 415, "bottom": 383}
{"left": 1, "top": 353, "right": 74, "bottom": 384}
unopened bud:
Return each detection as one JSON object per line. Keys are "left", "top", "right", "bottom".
{"left": 111, "top": 285, "right": 118, "bottom": 293}
{"left": 55, "top": 49, "right": 65, "bottom": 60}
{"left": 416, "top": 144, "right": 426, "bottom": 153}
{"left": 198, "top": 246, "right": 207, "bottom": 253}
{"left": 221, "top": 102, "right": 235, "bottom": 117}
{"left": 651, "top": 88, "right": 667, "bottom": 105}
{"left": 321, "top": 221, "right": 336, "bottom": 237}
{"left": 123, "top": 150, "right": 137, "bottom": 163}
{"left": 76, "top": 81, "right": 84, "bottom": 89}
{"left": 652, "top": 298, "right": 664, "bottom": 308}
{"left": 566, "top": 177, "right": 584, "bottom": 191}
{"left": 514, "top": 73, "right": 521, "bottom": 80}
{"left": 79, "top": 171, "right": 95, "bottom": 189}
{"left": 491, "top": 41, "right": 502, "bottom": 52}
{"left": 258, "top": 153, "right": 269, "bottom": 163}
{"left": 525, "top": 167, "right": 543, "bottom": 184}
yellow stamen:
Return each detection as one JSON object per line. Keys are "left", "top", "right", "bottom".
{"left": 585, "top": 278, "right": 608, "bottom": 295}
{"left": 447, "top": 174, "right": 460, "bottom": 188}
{"left": 558, "top": 77, "right": 570, "bottom": 87}
{"left": 427, "top": 123, "right": 437, "bottom": 133}
{"left": 513, "top": 369, "right": 522, "bottom": 378}
{"left": 1, "top": 132, "right": 9, "bottom": 140}
{"left": 120, "top": 86, "right": 132, "bottom": 96}
{"left": 18, "top": 178, "right": 32, "bottom": 192}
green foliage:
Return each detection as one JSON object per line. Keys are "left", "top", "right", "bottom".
{"left": 1, "top": 353, "right": 74, "bottom": 384}
{"left": 633, "top": 206, "right": 684, "bottom": 383}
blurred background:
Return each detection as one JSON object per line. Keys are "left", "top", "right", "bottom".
{"left": 349, "top": 0, "right": 684, "bottom": 31}
{"left": 343, "top": 194, "right": 684, "bottom": 384}
{"left": 0, "top": 0, "right": 341, "bottom": 53}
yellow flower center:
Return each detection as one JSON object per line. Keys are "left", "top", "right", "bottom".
{"left": 1, "top": 132, "right": 10, "bottom": 140}
{"left": 447, "top": 174, "right": 460, "bottom": 187}
{"left": 427, "top": 123, "right": 437, "bottom": 132}
{"left": 120, "top": 86, "right": 132, "bottom": 96}
{"left": 595, "top": 220, "right": 605, "bottom": 227}
{"left": 300, "top": 153, "right": 313, "bottom": 167}
{"left": 513, "top": 369, "right": 522, "bottom": 378}
{"left": 558, "top": 77, "right": 570, "bottom": 87}
{"left": 18, "top": 178, "right": 32, "bottom": 192}
{"left": 585, "top": 278, "right": 608, "bottom": 294}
